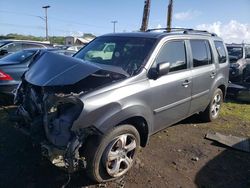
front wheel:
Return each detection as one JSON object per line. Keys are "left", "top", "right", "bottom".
{"left": 84, "top": 125, "right": 140, "bottom": 183}
{"left": 200, "top": 88, "right": 223, "bottom": 122}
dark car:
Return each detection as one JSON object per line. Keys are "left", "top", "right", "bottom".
{"left": 0, "top": 48, "right": 75, "bottom": 102}
{"left": 14, "top": 29, "right": 229, "bottom": 182}
{"left": 226, "top": 43, "right": 250, "bottom": 81}
{"left": 0, "top": 40, "right": 53, "bottom": 58}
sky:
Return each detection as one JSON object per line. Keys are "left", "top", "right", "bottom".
{"left": 0, "top": 0, "right": 249, "bottom": 43}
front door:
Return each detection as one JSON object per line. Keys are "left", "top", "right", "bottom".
{"left": 149, "top": 40, "right": 192, "bottom": 133}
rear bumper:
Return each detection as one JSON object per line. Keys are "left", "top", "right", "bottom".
{"left": 0, "top": 83, "right": 19, "bottom": 95}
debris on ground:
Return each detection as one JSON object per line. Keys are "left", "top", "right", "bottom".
{"left": 205, "top": 132, "right": 250, "bottom": 152}
{"left": 191, "top": 157, "right": 199, "bottom": 161}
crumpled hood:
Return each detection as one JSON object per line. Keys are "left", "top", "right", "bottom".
{"left": 25, "top": 51, "right": 128, "bottom": 86}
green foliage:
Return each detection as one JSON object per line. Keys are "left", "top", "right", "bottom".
{"left": 0, "top": 33, "right": 65, "bottom": 45}
{"left": 0, "top": 33, "right": 96, "bottom": 45}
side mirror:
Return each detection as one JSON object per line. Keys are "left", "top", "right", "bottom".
{"left": 148, "top": 62, "right": 170, "bottom": 80}
{"left": 0, "top": 49, "right": 8, "bottom": 56}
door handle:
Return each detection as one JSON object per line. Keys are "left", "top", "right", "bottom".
{"left": 182, "top": 80, "right": 191, "bottom": 87}
{"left": 210, "top": 72, "right": 216, "bottom": 78}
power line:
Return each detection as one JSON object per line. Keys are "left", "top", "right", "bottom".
{"left": 0, "top": 9, "right": 109, "bottom": 29}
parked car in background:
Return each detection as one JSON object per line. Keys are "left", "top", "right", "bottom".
{"left": 226, "top": 43, "right": 250, "bottom": 81}
{"left": 84, "top": 42, "right": 115, "bottom": 60}
{"left": 66, "top": 45, "right": 84, "bottom": 51}
{"left": 0, "top": 48, "right": 74, "bottom": 102}
{"left": 0, "top": 40, "right": 53, "bottom": 58}
{"left": 14, "top": 29, "right": 229, "bottom": 183}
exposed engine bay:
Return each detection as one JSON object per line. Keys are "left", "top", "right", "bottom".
{"left": 13, "top": 52, "right": 127, "bottom": 173}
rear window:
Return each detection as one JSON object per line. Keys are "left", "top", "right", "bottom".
{"left": 190, "top": 40, "right": 212, "bottom": 67}
{"left": 214, "top": 41, "right": 227, "bottom": 63}
{"left": 1, "top": 50, "right": 36, "bottom": 62}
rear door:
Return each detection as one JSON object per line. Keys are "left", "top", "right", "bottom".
{"left": 149, "top": 40, "right": 192, "bottom": 132}
{"left": 188, "top": 39, "right": 216, "bottom": 114}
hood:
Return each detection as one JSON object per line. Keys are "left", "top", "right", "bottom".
{"left": 25, "top": 51, "right": 128, "bottom": 86}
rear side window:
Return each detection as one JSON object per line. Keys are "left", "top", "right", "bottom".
{"left": 214, "top": 41, "right": 227, "bottom": 63}
{"left": 156, "top": 40, "right": 187, "bottom": 72}
{"left": 190, "top": 40, "right": 212, "bottom": 67}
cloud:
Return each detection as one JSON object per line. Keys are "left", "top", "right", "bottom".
{"left": 196, "top": 20, "right": 250, "bottom": 43}
{"left": 174, "top": 10, "right": 201, "bottom": 21}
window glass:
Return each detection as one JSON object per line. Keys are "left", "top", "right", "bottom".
{"left": 226, "top": 46, "right": 243, "bottom": 60}
{"left": 23, "top": 43, "right": 44, "bottom": 49}
{"left": 155, "top": 40, "right": 187, "bottom": 72}
{"left": 245, "top": 46, "right": 250, "bottom": 58}
{"left": 215, "top": 41, "right": 227, "bottom": 63}
{"left": 0, "top": 49, "right": 36, "bottom": 63}
{"left": 85, "top": 42, "right": 116, "bottom": 61}
{"left": 190, "top": 40, "right": 211, "bottom": 67}
{"left": 2, "top": 43, "right": 22, "bottom": 52}
{"left": 75, "top": 37, "right": 156, "bottom": 76}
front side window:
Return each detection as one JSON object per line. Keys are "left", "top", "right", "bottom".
{"left": 215, "top": 41, "right": 227, "bottom": 63}
{"left": 75, "top": 36, "right": 156, "bottom": 75}
{"left": 155, "top": 40, "right": 187, "bottom": 72}
{"left": 190, "top": 40, "right": 212, "bottom": 67}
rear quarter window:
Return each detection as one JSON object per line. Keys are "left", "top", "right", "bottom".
{"left": 214, "top": 41, "right": 227, "bottom": 63}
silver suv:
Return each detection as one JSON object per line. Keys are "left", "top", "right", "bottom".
{"left": 14, "top": 28, "right": 229, "bottom": 182}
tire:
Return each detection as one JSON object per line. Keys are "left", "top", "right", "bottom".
{"left": 200, "top": 88, "right": 223, "bottom": 122}
{"left": 83, "top": 124, "right": 140, "bottom": 183}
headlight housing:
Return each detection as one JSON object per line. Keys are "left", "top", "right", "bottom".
{"left": 230, "top": 63, "right": 240, "bottom": 68}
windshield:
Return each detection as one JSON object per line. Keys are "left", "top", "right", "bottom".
{"left": 227, "top": 46, "right": 243, "bottom": 61}
{"left": 1, "top": 49, "right": 36, "bottom": 63}
{"left": 74, "top": 36, "right": 156, "bottom": 75}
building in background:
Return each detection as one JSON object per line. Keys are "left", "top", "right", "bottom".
{"left": 65, "top": 36, "right": 95, "bottom": 46}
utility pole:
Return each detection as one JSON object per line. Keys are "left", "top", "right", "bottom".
{"left": 42, "top": 5, "right": 50, "bottom": 40}
{"left": 167, "top": 0, "right": 173, "bottom": 32}
{"left": 140, "top": 0, "right": 151, "bottom": 32}
{"left": 111, "top": 21, "right": 118, "bottom": 33}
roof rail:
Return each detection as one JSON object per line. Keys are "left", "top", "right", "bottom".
{"left": 146, "top": 28, "right": 217, "bottom": 37}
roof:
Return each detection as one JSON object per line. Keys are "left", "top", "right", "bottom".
{"left": 0, "top": 39, "right": 51, "bottom": 45}
{"left": 75, "top": 37, "right": 93, "bottom": 43}
{"left": 101, "top": 30, "right": 222, "bottom": 40}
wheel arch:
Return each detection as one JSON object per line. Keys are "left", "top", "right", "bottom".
{"left": 118, "top": 116, "right": 149, "bottom": 147}
{"left": 217, "top": 84, "right": 226, "bottom": 99}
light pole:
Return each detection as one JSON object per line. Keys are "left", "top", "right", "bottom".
{"left": 167, "top": 0, "right": 173, "bottom": 32}
{"left": 42, "top": 5, "right": 50, "bottom": 40}
{"left": 111, "top": 21, "right": 118, "bottom": 33}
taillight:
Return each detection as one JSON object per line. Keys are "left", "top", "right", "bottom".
{"left": 0, "top": 70, "right": 13, "bottom": 80}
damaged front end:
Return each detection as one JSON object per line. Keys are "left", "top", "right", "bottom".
{"left": 13, "top": 52, "right": 127, "bottom": 173}
{"left": 15, "top": 81, "right": 86, "bottom": 172}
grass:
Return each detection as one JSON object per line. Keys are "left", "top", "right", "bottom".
{"left": 221, "top": 102, "right": 250, "bottom": 122}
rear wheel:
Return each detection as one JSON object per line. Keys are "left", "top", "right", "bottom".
{"left": 200, "top": 88, "right": 223, "bottom": 122}
{"left": 84, "top": 125, "right": 140, "bottom": 183}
